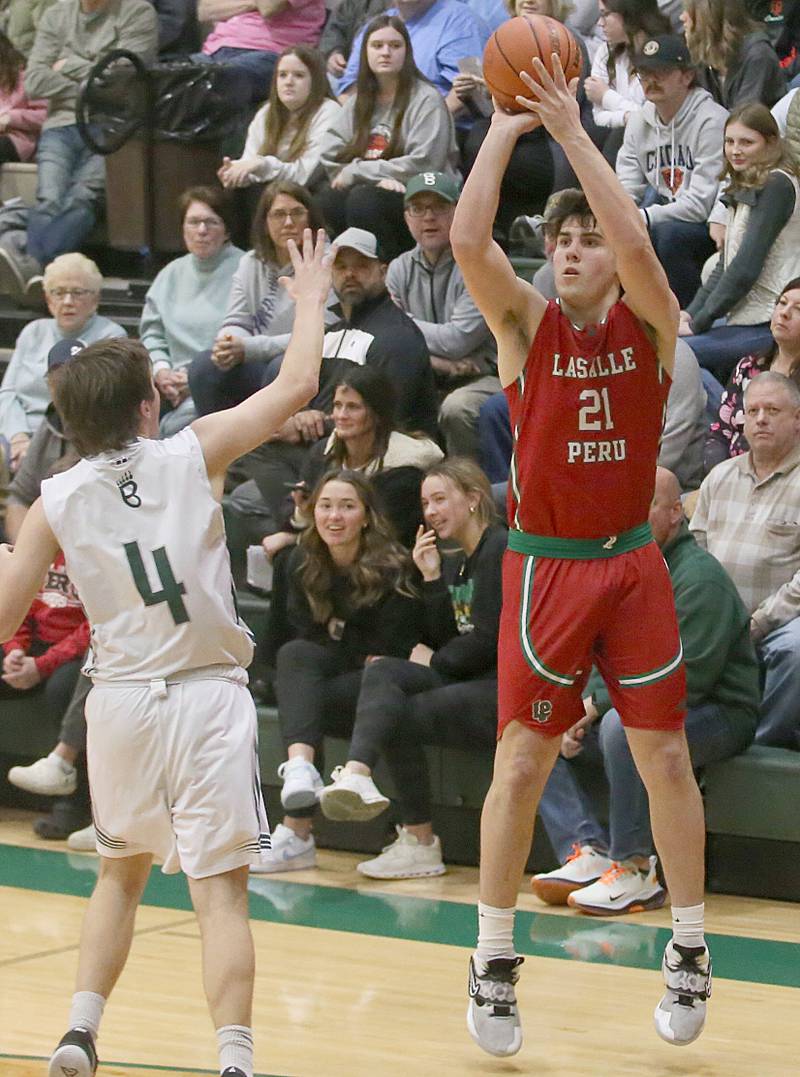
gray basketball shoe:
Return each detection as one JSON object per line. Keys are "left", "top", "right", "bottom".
{"left": 467, "top": 954, "right": 524, "bottom": 1056}
{"left": 654, "top": 939, "right": 712, "bottom": 1045}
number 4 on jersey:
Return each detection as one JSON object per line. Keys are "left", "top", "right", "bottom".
{"left": 124, "top": 541, "right": 189, "bottom": 625}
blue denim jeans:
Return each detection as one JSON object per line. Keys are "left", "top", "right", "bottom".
{"left": 193, "top": 47, "right": 276, "bottom": 105}
{"left": 188, "top": 348, "right": 270, "bottom": 416}
{"left": 538, "top": 703, "right": 748, "bottom": 864}
{"left": 684, "top": 321, "right": 774, "bottom": 384}
{"left": 648, "top": 219, "right": 716, "bottom": 309}
{"left": 478, "top": 390, "right": 512, "bottom": 483}
{"left": 26, "top": 125, "right": 106, "bottom": 265}
{"left": 755, "top": 616, "right": 800, "bottom": 749}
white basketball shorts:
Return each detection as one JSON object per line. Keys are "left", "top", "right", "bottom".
{"left": 85, "top": 665, "right": 271, "bottom": 878}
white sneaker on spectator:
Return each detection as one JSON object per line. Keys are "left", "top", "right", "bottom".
{"left": 319, "top": 766, "right": 390, "bottom": 822}
{"left": 531, "top": 843, "right": 613, "bottom": 905}
{"left": 250, "top": 823, "right": 316, "bottom": 874}
{"left": 357, "top": 826, "right": 446, "bottom": 879}
{"left": 8, "top": 754, "right": 77, "bottom": 796}
{"left": 277, "top": 758, "right": 323, "bottom": 811}
{"left": 654, "top": 939, "right": 712, "bottom": 1045}
{"left": 567, "top": 856, "right": 666, "bottom": 915}
{"left": 67, "top": 824, "right": 97, "bottom": 852}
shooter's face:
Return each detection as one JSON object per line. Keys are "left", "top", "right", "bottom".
{"left": 552, "top": 217, "right": 617, "bottom": 305}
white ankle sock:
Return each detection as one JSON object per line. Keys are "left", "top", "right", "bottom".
{"left": 216, "top": 1024, "right": 254, "bottom": 1076}
{"left": 476, "top": 901, "right": 517, "bottom": 964}
{"left": 49, "top": 750, "right": 74, "bottom": 774}
{"left": 671, "top": 903, "right": 705, "bottom": 949}
{"left": 68, "top": 991, "right": 105, "bottom": 1039}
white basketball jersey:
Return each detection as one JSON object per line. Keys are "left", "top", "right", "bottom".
{"left": 40, "top": 429, "right": 254, "bottom": 682}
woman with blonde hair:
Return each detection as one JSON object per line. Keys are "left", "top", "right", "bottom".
{"left": 680, "top": 103, "right": 800, "bottom": 385}
{"left": 680, "top": 0, "right": 785, "bottom": 108}
{"left": 217, "top": 45, "right": 340, "bottom": 191}
{"left": 317, "top": 458, "right": 506, "bottom": 880}
{"left": 259, "top": 469, "right": 423, "bottom": 872}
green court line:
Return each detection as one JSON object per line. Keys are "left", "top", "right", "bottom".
{"left": 0, "top": 1055, "right": 282, "bottom": 1077}
{"left": 2, "top": 843, "right": 799, "bottom": 990}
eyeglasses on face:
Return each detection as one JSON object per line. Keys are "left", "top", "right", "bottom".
{"left": 405, "top": 202, "right": 452, "bottom": 217}
{"left": 267, "top": 207, "right": 308, "bottom": 223}
{"left": 185, "top": 216, "right": 225, "bottom": 229}
{"left": 47, "top": 287, "right": 96, "bottom": 299}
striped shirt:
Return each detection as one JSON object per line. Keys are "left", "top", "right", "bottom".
{"left": 689, "top": 444, "right": 800, "bottom": 640}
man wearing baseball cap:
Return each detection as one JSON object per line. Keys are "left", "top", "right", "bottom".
{"left": 238, "top": 226, "right": 438, "bottom": 524}
{"left": 616, "top": 34, "right": 728, "bottom": 307}
{"left": 385, "top": 172, "right": 497, "bottom": 459}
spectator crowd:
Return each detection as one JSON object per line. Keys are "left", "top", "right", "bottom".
{"left": 1, "top": 0, "right": 799, "bottom": 899}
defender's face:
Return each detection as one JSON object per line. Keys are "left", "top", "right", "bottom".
{"left": 552, "top": 217, "right": 618, "bottom": 305}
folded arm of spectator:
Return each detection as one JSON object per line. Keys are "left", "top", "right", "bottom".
{"left": 750, "top": 572, "right": 800, "bottom": 643}
{"left": 198, "top": 0, "right": 256, "bottom": 22}
{"left": 33, "top": 619, "right": 90, "bottom": 680}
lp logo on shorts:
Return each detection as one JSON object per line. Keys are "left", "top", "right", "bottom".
{"left": 532, "top": 700, "right": 552, "bottom": 723}
{"left": 116, "top": 470, "right": 142, "bottom": 508}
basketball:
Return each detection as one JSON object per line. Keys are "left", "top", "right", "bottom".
{"left": 482, "top": 14, "right": 583, "bottom": 113}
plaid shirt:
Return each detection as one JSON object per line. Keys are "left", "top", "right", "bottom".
{"left": 690, "top": 443, "right": 800, "bottom": 640}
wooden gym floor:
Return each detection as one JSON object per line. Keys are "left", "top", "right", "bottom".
{"left": 1, "top": 807, "right": 798, "bottom": 1077}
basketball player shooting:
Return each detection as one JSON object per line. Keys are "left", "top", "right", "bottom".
{"left": 452, "top": 57, "right": 711, "bottom": 1057}
{"left": 0, "top": 230, "right": 331, "bottom": 1077}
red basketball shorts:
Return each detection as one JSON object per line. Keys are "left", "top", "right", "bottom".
{"left": 497, "top": 542, "right": 686, "bottom": 738}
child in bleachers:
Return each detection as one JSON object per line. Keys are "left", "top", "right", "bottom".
{"left": 4, "top": 550, "right": 88, "bottom": 798}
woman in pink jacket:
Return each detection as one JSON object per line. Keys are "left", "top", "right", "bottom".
{"left": 0, "top": 31, "right": 47, "bottom": 165}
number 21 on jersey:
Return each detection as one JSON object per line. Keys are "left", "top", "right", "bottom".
{"left": 578, "top": 388, "right": 614, "bottom": 431}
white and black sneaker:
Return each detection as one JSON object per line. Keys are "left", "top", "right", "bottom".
{"left": 654, "top": 939, "right": 712, "bottom": 1045}
{"left": 220, "top": 1068, "right": 247, "bottom": 1077}
{"left": 48, "top": 1026, "right": 97, "bottom": 1077}
{"left": 467, "top": 953, "right": 524, "bottom": 1057}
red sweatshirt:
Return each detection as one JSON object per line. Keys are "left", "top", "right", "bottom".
{"left": 3, "top": 552, "right": 89, "bottom": 679}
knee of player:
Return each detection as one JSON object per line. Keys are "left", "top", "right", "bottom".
{"left": 636, "top": 734, "right": 692, "bottom": 788}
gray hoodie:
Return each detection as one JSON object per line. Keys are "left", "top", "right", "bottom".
{"left": 319, "top": 79, "right": 459, "bottom": 186}
{"left": 616, "top": 87, "right": 728, "bottom": 227}
{"left": 385, "top": 245, "right": 494, "bottom": 365}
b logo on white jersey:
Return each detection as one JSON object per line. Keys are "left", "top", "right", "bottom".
{"left": 116, "top": 470, "right": 142, "bottom": 508}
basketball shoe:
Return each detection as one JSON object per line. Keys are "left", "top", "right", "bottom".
{"left": 654, "top": 939, "right": 712, "bottom": 1045}
{"left": 250, "top": 823, "right": 316, "bottom": 874}
{"left": 531, "top": 844, "right": 613, "bottom": 904}
{"left": 567, "top": 856, "right": 666, "bottom": 915}
{"left": 220, "top": 1069, "right": 247, "bottom": 1077}
{"left": 467, "top": 954, "right": 524, "bottom": 1057}
{"left": 48, "top": 1027, "right": 97, "bottom": 1077}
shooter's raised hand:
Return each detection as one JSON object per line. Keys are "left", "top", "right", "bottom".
{"left": 516, "top": 54, "right": 581, "bottom": 143}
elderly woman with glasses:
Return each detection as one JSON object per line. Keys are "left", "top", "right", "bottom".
{"left": 0, "top": 252, "right": 125, "bottom": 472}
{"left": 140, "top": 186, "right": 243, "bottom": 436}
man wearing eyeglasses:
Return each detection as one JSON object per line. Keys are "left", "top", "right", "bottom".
{"left": 386, "top": 171, "right": 498, "bottom": 459}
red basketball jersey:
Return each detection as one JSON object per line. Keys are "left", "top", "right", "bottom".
{"left": 505, "top": 299, "right": 670, "bottom": 539}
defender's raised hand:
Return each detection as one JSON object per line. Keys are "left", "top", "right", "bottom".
{"left": 279, "top": 228, "right": 332, "bottom": 305}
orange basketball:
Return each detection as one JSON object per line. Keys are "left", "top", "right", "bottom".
{"left": 482, "top": 14, "right": 583, "bottom": 114}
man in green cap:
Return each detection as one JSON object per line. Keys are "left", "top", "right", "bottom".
{"left": 387, "top": 171, "right": 499, "bottom": 459}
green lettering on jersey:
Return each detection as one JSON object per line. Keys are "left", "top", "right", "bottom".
{"left": 124, "top": 541, "right": 189, "bottom": 625}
